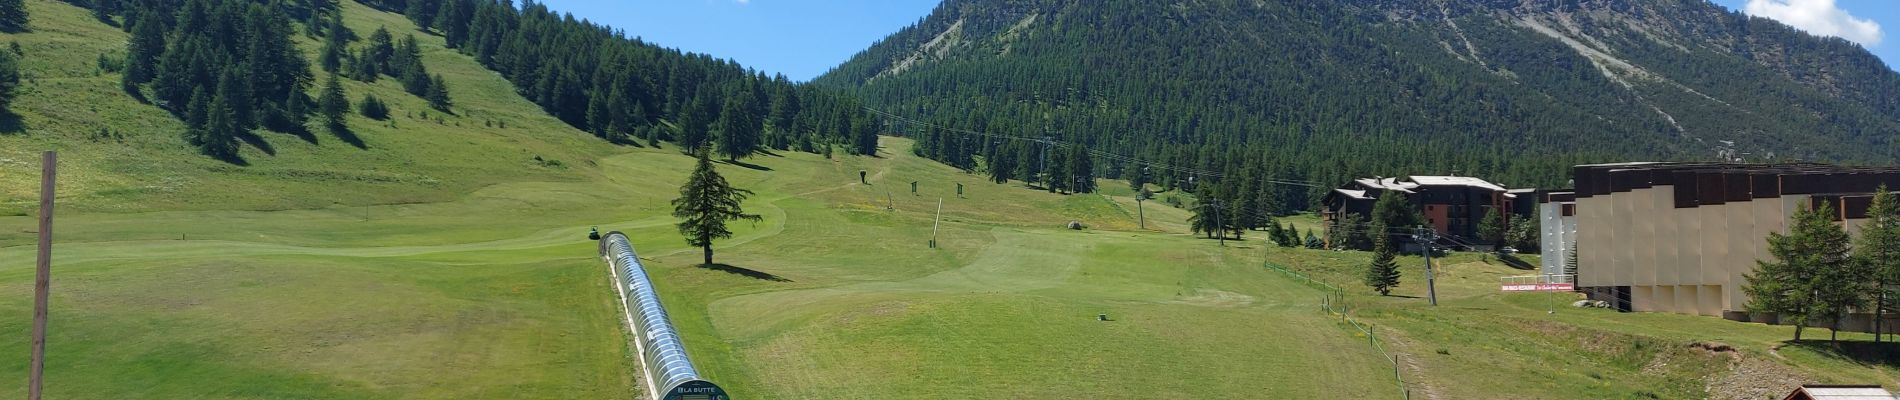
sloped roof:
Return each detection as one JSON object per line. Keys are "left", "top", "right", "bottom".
{"left": 1354, "top": 177, "right": 1418, "bottom": 193}
{"left": 1408, "top": 175, "right": 1506, "bottom": 192}
{"left": 1333, "top": 189, "right": 1371, "bottom": 200}
{"left": 1786, "top": 385, "right": 1896, "bottom": 400}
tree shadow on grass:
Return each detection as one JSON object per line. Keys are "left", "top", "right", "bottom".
{"left": 1787, "top": 340, "right": 1900, "bottom": 368}
{"left": 698, "top": 263, "right": 792, "bottom": 282}
{"left": 280, "top": 124, "right": 319, "bottom": 145}
{"left": 0, "top": 109, "right": 23, "bottom": 135}
{"left": 237, "top": 130, "right": 277, "bottom": 156}
{"left": 329, "top": 123, "right": 366, "bottom": 149}
{"left": 720, "top": 159, "right": 773, "bottom": 171}
{"left": 1498, "top": 253, "right": 1537, "bottom": 270}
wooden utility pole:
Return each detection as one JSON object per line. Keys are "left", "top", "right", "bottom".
{"left": 1136, "top": 196, "right": 1146, "bottom": 230}
{"left": 29, "top": 151, "right": 56, "bottom": 400}
{"left": 930, "top": 198, "right": 943, "bottom": 248}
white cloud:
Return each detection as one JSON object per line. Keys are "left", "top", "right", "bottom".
{"left": 1744, "top": 0, "right": 1883, "bottom": 46}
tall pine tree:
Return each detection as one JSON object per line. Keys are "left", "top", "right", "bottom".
{"left": 1365, "top": 233, "right": 1402, "bottom": 295}
{"left": 1857, "top": 187, "right": 1900, "bottom": 341}
{"left": 673, "top": 151, "right": 762, "bottom": 266}
{"left": 1745, "top": 203, "right": 1856, "bottom": 341}
{"left": 317, "top": 73, "right": 348, "bottom": 133}
{"left": 713, "top": 90, "right": 762, "bottom": 161}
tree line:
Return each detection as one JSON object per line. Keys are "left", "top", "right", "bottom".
{"left": 110, "top": 0, "right": 318, "bottom": 160}
{"left": 367, "top": 0, "right": 882, "bottom": 158}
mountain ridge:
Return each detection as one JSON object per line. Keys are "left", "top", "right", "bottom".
{"left": 818, "top": 0, "right": 1900, "bottom": 198}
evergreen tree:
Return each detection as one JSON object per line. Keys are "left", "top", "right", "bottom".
{"left": 1745, "top": 203, "right": 1856, "bottom": 341}
{"left": 365, "top": 27, "right": 394, "bottom": 72}
{"left": 185, "top": 87, "right": 210, "bottom": 134}
{"left": 1369, "top": 194, "right": 1414, "bottom": 248}
{"left": 1068, "top": 145, "right": 1095, "bottom": 193}
{"left": 673, "top": 151, "right": 762, "bottom": 266}
{"left": 92, "top": 0, "right": 115, "bottom": 23}
{"left": 987, "top": 143, "right": 1016, "bottom": 184}
{"left": 122, "top": 13, "right": 165, "bottom": 91}
{"left": 358, "top": 93, "right": 388, "bottom": 120}
{"left": 1364, "top": 234, "right": 1402, "bottom": 295}
{"left": 0, "top": 49, "right": 17, "bottom": 110}
{"left": 426, "top": 73, "right": 451, "bottom": 111}
{"left": 318, "top": 73, "right": 348, "bottom": 132}
{"left": 201, "top": 82, "right": 242, "bottom": 160}
{"left": 318, "top": 13, "right": 349, "bottom": 73}
{"left": 435, "top": 0, "right": 471, "bottom": 48}
{"left": 1857, "top": 187, "right": 1900, "bottom": 341}
{"left": 1129, "top": 166, "right": 1150, "bottom": 194}
{"left": 1189, "top": 185, "right": 1222, "bottom": 239}
{"left": 405, "top": 0, "right": 437, "bottom": 29}
{"left": 713, "top": 87, "right": 761, "bottom": 161}
{"left": 851, "top": 114, "right": 878, "bottom": 156}
{"left": 677, "top": 92, "right": 715, "bottom": 151}
{"left": 0, "top": 0, "right": 26, "bottom": 32}
{"left": 215, "top": 67, "right": 251, "bottom": 129}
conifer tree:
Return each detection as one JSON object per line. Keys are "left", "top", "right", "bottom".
{"left": 678, "top": 92, "right": 715, "bottom": 151}
{"left": 1856, "top": 187, "right": 1900, "bottom": 341}
{"left": 987, "top": 144, "right": 1016, "bottom": 184}
{"left": 122, "top": 13, "right": 165, "bottom": 92}
{"left": 673, "top": 151, "right": 762, "bottom": 266}
{"left": 318, "top": 13, "right": 349, "bottom": 73}
{"left": 713, "top": 89, "right": 761, "bottom": 160}
{"left": 184, "top": 87, "right": 211, "bottom": 143}
{"left": 1189, "top": 185, "right": 1222, "bottom": 239}
{"left": 202, "top": 82, "right": 242, "bottom": 160}
{"left": 426, "top": 73, "right": 451, "bottom": 111}
{"left": 318, "top": 73, "right": 348, "bottom": 132}
{"left": 0, "top": 0, "right": 27, "bottom": 33}
{"left": 215, "top": 67, "right": 251, "bottom": 129}
{"left": 0, "top": 49, "right": 16, "bottom": 110}
{"left": 366, "top": 27, "right": 394, "bottom": 72}
{"left": 92, "top": 0, "right": 115, "bottom": 23}
{"left": 1365, "top": 233, "right": 1402, "bottom": 295}
{"left": 1746, "top": 203, "right": 1856, "bottom": 341}
{"left": 358, "top": 93, "right": 388, "bottom": 120}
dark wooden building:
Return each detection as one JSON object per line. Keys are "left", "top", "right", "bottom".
{"left": 1321, "top": 175, "right": 1530, "bottom": 247}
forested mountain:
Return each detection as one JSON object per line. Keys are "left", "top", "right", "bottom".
{"left": 817, "top": 0, "right": 1900, "bottom": 211}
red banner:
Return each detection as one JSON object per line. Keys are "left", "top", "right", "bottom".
{"left": 1502, "top": 283, "right": 1574, "bottom": 292}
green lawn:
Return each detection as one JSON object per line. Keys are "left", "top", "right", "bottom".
{"left": 1268, "top": 246, "right": 1900, "bottom": 399}
{"left": 3, "top": 1, "right": 1895, "bottom": 399}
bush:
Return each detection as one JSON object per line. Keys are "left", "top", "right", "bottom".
{"left": 358, "top": 94, "right": 389, "bottom": 120}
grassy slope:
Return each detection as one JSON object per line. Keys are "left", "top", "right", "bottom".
{"left": 1272, "top": 247, "right": 1900, "bottom": 399}
{"left": 0, "top": 0, "right": 617, "bottom": 215}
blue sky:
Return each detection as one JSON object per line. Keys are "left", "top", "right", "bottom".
{"left": 532, "top": 0, "right": 941, "bottom": 82}
{"left": 1710, "top": 0, "right": 1898, "bottom": 69}
{"left": 533, "top": 0, "right": 1900, "bottom": 81}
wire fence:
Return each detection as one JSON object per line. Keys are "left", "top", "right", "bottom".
{"left": 1261, "top": 261, "right": 1413, "bottom": 400}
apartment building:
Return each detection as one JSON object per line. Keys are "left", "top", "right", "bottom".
{"left": 1572, "top": 162, "right": 1900, "bottom": 321}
